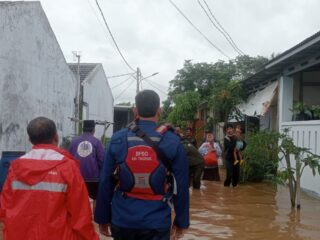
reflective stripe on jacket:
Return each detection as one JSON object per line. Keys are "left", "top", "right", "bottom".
{"left": 0, "top": 144, "right": 99, "bottom": 240}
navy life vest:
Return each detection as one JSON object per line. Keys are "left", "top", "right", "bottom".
{"left": 116, "top": 124, "right": 174, "bottom": 201}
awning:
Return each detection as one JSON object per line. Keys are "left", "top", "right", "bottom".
{"left": 238, "top": 81, "right": 278, "bottom": 116}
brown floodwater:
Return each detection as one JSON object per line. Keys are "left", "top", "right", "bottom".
{"left": 1, "top": 170, "right": 320, "bottom": 240}
{"left": 185, "top": 177, "right": 320, "bottom": 240}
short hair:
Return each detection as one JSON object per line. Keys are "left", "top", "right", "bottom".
{"left": 135, "top": 90, "right": 160, "bottom": 117}
{"left": 27, "top": 117, "right": 57, "bottom": 145}
{"left": 83, "top": 120, "right": 95, "bottom": 132}
{"left": 225, "top": 123, "right": 234, "bottom": 130}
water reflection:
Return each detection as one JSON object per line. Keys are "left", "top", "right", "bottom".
{"left": 1, "top": 172, "right": 320, "bottom": 240}
{"left": 186, "top": 177, "right": 320, "bottom": 240}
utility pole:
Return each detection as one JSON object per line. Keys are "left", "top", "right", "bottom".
{"left": 72, "top": 51, "right": 81, "bottom": 135}
{"left": 136, "top": 67, "right": 141, "bottom": 95}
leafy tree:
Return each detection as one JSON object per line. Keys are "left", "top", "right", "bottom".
{"left": 277, "top": 129, "right": 320, "bottom": 208}
{"left": 242, "top": 131, "right": 280, "bottom": 182}
{"left": 209, "top": 79, "right": 246, "bottom": 125}
{"left": 164, "top": 55, "right": 269, "bottom": 125}
{"left": 242, "top": 129, "right": 320, "bottom": 209}
{"left": 167, "top": 91, "right": 200, "bottom": 127}
{"left": 233, "top": 55, "right": 268, "bottom": 80}
{"left": 168, "top": 60, "right": 235, "bottom": 100}
{"left": 159, "top": 99, "right": 172, "bottom": 123}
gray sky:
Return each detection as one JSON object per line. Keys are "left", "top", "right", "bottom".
{"left": 35, "top": 0, "right": 320, "bottom": 103}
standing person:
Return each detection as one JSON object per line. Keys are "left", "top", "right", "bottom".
{"left": 198, "top": 131, "right": 222, "bottom": 167}
{"left": 181, "top": 138, "right": 204, "bottom": 189}
{"left": 95, "top": 90, "right": 189, "bottom": 240}
{"left": 69, "top": 120, "right": 105, "bottom": 207}
{"left": 0, "top": 117, "right": 98, "bottom": 240}
{"left": 223, "top": 124, "right": 239, "bottom": 187}
{"left": 185, "top": 127, "right": 197, "bottom": 148}
{"left": 198, "top": 131, "right": 222, "bottom": 181}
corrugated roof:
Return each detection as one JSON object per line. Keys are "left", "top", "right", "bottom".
{"left": 244, "top": 31, "right": 320, "bottom": 90}
{"left": 68, "top": 63, "right": 99, "bottom": 82}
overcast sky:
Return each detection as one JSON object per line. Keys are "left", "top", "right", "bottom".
{"left": 33, "top": 0, "right": 320, "bottom": 104}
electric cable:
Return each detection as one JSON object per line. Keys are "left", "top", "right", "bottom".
{"left": 86, "top": 0, "right": 135, "bottom": 75}
{"left": 115, "top": 78, "right": 136, "bottom": 99}
{"left": 202, "top": 0, "right": 245, "bottom": 55}
{"left": 107, "top": 72, "right": 135, "bottom": 79}
{"left": 111, "top": 75, "right": 134, "bottom": 89}
{"left": 197, "top": 0, "right": 242, "bottom": 55}
{"left": 95, "top": 0, "right": 136, "bottom": 72}
{"left": 168, "top": 0, "right": 230, "bottom": 59}
{"left": 143, "top": 79, "right": 167, "bottom": 96}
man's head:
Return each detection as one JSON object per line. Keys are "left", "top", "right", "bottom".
{"left": 83, "top": 120, "right": 95, "bottom": 133}
{"left": 27, "top": 117, "right": 58, "bottom": 145}
{"left": 134, "top": 90, "right": 160, "bottom": 120}
{"left": 225, "top": 123, "right": 234, "bottom": 136}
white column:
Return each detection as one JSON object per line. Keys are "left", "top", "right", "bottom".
{"left": 278, "top": 75, "right": 293, "bottom": 127}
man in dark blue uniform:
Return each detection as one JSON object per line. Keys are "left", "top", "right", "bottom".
{"left": 95, "top": 90, "right": 189, "bottom": 240}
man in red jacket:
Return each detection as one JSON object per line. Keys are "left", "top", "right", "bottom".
{"left": 0, "top": 117, "right": 99, "bottom": 240}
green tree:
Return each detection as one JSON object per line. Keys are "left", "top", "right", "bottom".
{"left": 164, "top": 55, "right": 269, "bottom": 124}
{"left": 168, "top": 60, "right": 235, "bottom": 100}
{"left": 277, "top": 129, "right": 320, "bottom": 208}
{"left": 167, "top": 91, "right": 200, "bottom": 127}
{"left": 209, "top": 79, "right": 246, "bottom": 125}
{"left": 233, "top": 55, "right": 268, "bottom": 80}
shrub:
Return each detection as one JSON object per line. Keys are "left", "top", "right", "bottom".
{"left": 241, "top": 131, "right": 280, "bottom": 182}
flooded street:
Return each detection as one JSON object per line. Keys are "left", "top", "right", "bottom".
{"left": 185, "top": 176, "right": 320, "bottom": 240}
{"left": 1, "top": 170, "right": 320, "bottom": 240}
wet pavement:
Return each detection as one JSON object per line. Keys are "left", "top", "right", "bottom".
{"left": 2, "top": 170, "right": 320, "bottom": 240}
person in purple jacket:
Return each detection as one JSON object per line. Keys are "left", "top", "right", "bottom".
{"left": 69, "top": 120, "right": 105, "bottom": 207}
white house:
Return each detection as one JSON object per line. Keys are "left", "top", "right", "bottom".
{"left": 241, "top": 31, "right": 320, "bottom": 196}
{"left": 0, "top": 2, "right": 75, "bottom": 152}
{"left": 68, "top": 63, "right": 114, "bottom": 140}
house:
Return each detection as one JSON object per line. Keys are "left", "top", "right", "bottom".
{"left": 0, "top": 2, "right": 75, "bottom": 152}
{"left": 240, "top": 31, "right": 320, "bottom": 196}
{"left": 68, "top": 63, "right": 114, "bottom": 140}
{"left": 113, "top": 105, "right": 134, "bottom": 132}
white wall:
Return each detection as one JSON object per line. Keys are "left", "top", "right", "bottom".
{"left": 83, "top": 65, "right": 114, "bottom": 139}
{"left": 280, "top": 121, "right": 320, "bottom": 196}
{"left": 0, "top": 2, "right": 75, "bottom": 152}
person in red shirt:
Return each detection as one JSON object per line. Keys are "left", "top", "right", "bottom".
{"left": 0, "top": 117, "right": 99, "bottom": 240}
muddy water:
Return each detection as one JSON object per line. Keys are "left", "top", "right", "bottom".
{"left": 1, "top": 172, "right": 320, "bottom": 240}
{"left": 185, "top": 179, "right": 320, "bottom": 240}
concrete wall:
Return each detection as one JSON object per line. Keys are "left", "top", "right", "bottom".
{"left": 83, "top": 65, "right": 114, "bottom": 139}
{"left": 0, "top": 2, "right": 75, "bottom": 152}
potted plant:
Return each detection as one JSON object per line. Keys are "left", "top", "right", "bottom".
{"left": 311, "top": 105, "right": 320, "bottom": 120}
{"left": 290, "top": 101, "right": 312, "bottom": 121}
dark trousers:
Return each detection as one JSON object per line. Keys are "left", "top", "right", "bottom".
{"left": 224, "top": 160, "right": 240, "bottom": 187}
{"left": 189, "top": 163, "right": 204, "bottom": 189}
{"left": 111, "top": 225, "right": 170, "bottom": 240}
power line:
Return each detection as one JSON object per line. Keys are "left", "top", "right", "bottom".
{"left": 168, "top": 0, "right": 230, "bottom": 59}
{"left": 115, "top": 78, "right": 136, "bottom": 99}
{"left": 202, "top": 0, "right": 245, "bottom": 55}
{"left": 107, "top": 72, "right": 135, "bottom": 79}
{"left": 197, "top": 0, "right": 242, "bottom": 56}
{"left": 86, "top": 0, "right": 135, "bottom": 75}
{"left": 143, "top": 79, "right": 167, "bottom": 96}
{"left": 144, "top": 78, "right": 168, "bottom": 90}
{"left": 95, "top": 0, "right": 136, "bottom": 72}
{"left": 111, "top": 75, "right": 133, "bottom": 89}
